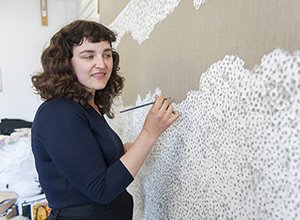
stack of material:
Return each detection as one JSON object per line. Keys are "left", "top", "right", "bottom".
{"left": 0, "top": 191, "right": 17, "bottom": 220}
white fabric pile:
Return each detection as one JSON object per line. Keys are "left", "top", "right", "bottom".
{"left": 0, "top": 129, "right": 40, "bottom": 198}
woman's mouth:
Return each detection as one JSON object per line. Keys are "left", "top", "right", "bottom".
{"left": 92, "top": 72, "right": 105, "bottom": 79}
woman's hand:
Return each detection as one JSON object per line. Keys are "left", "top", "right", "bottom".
{"left": 120, "top": 96, "right": 180, "bottom": 177}
{"left": 142, "top": 96, "right": 180, "bottom": 141}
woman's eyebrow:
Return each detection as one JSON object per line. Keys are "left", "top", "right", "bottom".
{"left": 79, "top": 49, "right": 95, "bottom": 54}
{"left": 78, "top": 48, "right": 112, "bottom": 54}
{"left": 103, "top": 48, "right": 112, "bottom": 52}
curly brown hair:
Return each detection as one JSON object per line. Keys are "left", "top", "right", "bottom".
{"left": 32, "top": 20, "right": 124, "bottom": 118}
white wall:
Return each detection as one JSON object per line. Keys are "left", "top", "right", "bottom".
{"left": 0, "top": 0, "right": 80, "bottom": 121}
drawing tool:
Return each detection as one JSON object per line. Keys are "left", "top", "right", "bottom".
{"left": 120, "top": 97, "right": 172, "bottom": 113}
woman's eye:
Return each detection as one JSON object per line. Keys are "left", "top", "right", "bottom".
{"left": 103, "top": 53, "right": 112, "bottom": 58}
{"left": 83, "top": 55, "right": 94, "bottom": 60}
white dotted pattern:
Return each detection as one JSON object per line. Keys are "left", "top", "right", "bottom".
{"left": 108, "top": 48, "right": 300, "bottom": 220}
{"left": 108, "top": 0, "right": 207, "bottom": 47}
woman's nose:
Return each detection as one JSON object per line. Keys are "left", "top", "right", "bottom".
{"left": 95, "top": 57, "right": 105, "bottom": 68}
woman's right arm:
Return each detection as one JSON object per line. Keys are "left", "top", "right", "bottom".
{"left": 120, "top": 96, "right": 180, "bottom": 177}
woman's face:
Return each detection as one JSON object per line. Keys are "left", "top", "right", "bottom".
{"left": 71, "top": 38, "right": 113, "bottom": 94}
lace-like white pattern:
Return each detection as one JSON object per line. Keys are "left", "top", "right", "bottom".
{"left": 108, "top": 0, "right": 207, "bottom": 47}
{"left": 194, "top": 0, "right": 207, "bottom": 10}
{"left": 108, "top": 48, "right": 300, "bottom": 219}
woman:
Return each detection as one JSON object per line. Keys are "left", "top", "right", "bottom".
{"left": 31, "top": 20, "right": 180, "bottom": 220}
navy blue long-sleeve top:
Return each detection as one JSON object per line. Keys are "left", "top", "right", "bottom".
{"left": 31, "top": 98, "right": 134, "bottom": 209}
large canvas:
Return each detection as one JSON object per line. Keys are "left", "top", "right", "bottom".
{"left": 107, "top": 48, "right": 300, "bottom": 219}
{"left": 100, "top": 1, "right": 300, "bottom": 219}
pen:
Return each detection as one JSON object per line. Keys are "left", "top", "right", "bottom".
{"left": 120, "top": 97, "right": 172, "bottom": 113}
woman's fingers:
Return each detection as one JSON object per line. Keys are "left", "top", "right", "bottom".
{"left": 169, "top": 109, "right": 180, "bottom": 121}
{"left": 152, "top": 96, "right": 168, "bottom": 111}
{"left": 151, "top": 96, "right": 180, "bottom": 123}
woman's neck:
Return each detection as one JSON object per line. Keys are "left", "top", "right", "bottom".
{"left": 88, "top": 99, "right": 102, "bottom": 116}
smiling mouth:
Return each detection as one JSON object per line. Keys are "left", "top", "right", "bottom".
{"left": 92, "top": 72, "right": 105, "bottom": 77}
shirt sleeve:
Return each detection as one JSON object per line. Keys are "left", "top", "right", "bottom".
{"left": 35, "top": 100, "right": 133, "bottom": 204}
